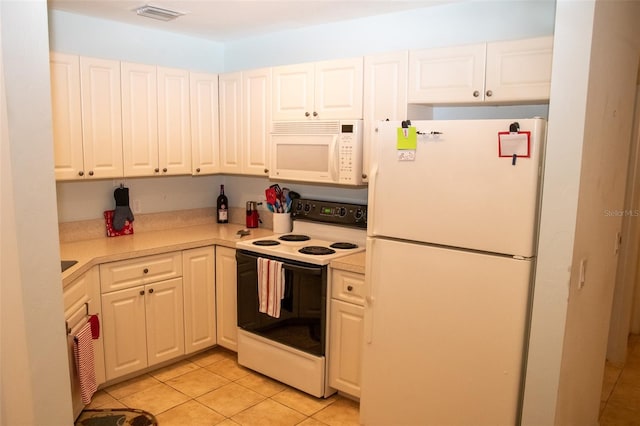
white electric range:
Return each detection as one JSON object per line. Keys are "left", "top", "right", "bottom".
{"left": 235, "top": 198, "right": 367, "bottom": 398}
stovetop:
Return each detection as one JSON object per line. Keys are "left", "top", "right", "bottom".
{"left": 236, "top": 198, "right": 367, "bottom": 265}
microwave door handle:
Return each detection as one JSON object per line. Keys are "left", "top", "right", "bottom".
{"left": 330, "top": 135, "right": 339, "bottom": 182}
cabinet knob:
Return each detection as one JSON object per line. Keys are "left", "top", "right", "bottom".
{"left": 313, "top": 111, "right": 318, "bottom": 117}
{"left": 88, "top": 171, "right": 94, "bottom": 176}
{"left": 473, "top": 90, "right": 480, "bottom": 98}
{"left": 78, "top": 171, "right": 84, "bottom": 177}
{"left": 196, "top": 168, "right": 201, "bottom": 173}
{"left": 305, "top": 112, "right": 310, "bottom": 117}
{"left": 162, "top": 168, "right": 168, "bottom": 173}
{"left": 143, "top": 268, "right": 149, "bottom": 274}
{"left": 362, "top": 173, "right": 367, "bottom": 179}
{"left": 154, "top": 168, "right": 160, "bottom": 173}
{"left": 347, "top": 285, "right": 353, "bottom": 292}
{"left": 264, "top": 168, "right": 269, "bottom": 174}
{"left": 486, "top": 90, "right": 493, "bottom": 97}
{"left": 148, "top": 288, "right": 154, "bottom": 294}
{"left": 139, "top": 290, "right": 145, "bottom": 296}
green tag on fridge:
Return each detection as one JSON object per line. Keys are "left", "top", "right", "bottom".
{"left": 396, "top": 127, "right": 418, "bottom": 150}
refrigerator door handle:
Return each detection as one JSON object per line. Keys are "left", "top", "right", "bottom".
{"left": 364, "top": 239, "right": 376, "bottom": 344}
{"left": 366, "top": 164, "right": 378, "bottom": 237}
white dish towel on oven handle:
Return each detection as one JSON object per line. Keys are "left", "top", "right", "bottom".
{"left": 257, "top": 257, "right": 285, "bottom": 318}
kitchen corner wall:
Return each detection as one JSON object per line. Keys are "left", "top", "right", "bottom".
{"left": 49, "top": 1, "right": 555, "bottom": 224}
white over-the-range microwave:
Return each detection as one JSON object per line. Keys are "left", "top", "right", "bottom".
{"left": 269, "top": 119, "right": 364, "bottom": 186}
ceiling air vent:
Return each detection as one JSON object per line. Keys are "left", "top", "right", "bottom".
{"left": 134, "top": 4, "right": 184, "bottom": 21}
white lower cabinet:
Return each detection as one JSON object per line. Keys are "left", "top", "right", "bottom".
{"left": 183, "top": 246, "right": 216, "bottom": 354}
{"left": 328, "top": 268, "right": 365, "bottom": 398}
{"left": 215, "top": 246, "right": 238, "bottom": 351}
{"left": 63, "top": 266, "right": 105, "bottom": 419}
{"left": 100, "top": 253, "right": 185, "bottom": 381}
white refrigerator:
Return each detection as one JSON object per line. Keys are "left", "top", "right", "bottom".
{"left": 361, "top": 118, "right": 546, "bottom": 426}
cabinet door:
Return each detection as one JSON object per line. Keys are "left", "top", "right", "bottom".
{"left": 215, "top": 246, "right": 238, "bottom": 351}
{"left": 243, "top": 68, "right": 271, "bottom": 176}
{"left": 272, "top": 62, "right": 315, "bottom": 120}
{"left": 102, "top": 285, "right": 147, "bottom": 381}
{"left": 121, "top": 62, "right": 158, "bottom": 177}
{"left": 218, "top": 72, "right": 243, "bottom": 173}
{"left": 158, "top": 67, "right": 192, "bottom": 175}
{"left": 79, "top": 56, "right": 124, "bottom": 179}
{"left": 190, "top": 72, "right": 220, "bottom": 175}
{"left": 183, "top": 247, "right": 216, "bottom": 354}
{"left": 363, "top": 51, "right": 409, "bottom": 182}
{"left": 329, "top": 299, "right": 364, "bottom": 397}
{"left": 145, "top": 277, "right": 185, "bottom": 366}
{"left": 485, "top": 36, "right": 553, "bottom": 102}
{"left": 50, "top": 52, "right": 84, "bottom": 181}
{"left": 408, "top": 44, "right": 486, "bottom": 104}
{"left": 314, "top": 57, "right": 364, "bottom": 120}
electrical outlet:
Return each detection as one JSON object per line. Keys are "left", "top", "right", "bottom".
{"left": 578, "top": 258, "right": 587, "bottom": 290}
{"left": 132, "top": 200, "right": 141, "bottom": 214}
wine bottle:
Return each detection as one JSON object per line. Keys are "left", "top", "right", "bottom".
{"left": 217, "top": 185, "right": 228, "bottom": 223}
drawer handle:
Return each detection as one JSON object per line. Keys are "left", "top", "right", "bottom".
{"left": 347, "top": 285, "right": 353, "bottom": 292}
{"left": 148, "top": 288, "right": 154, "bottom": 294}
{"left": 143, "top": 268, "right": 149, "bottom": 274}
{"left": 139, "top": 290, "right": 145, "bottom": 296}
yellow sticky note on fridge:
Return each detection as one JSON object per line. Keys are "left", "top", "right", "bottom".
{"left": 396, "top": 127, "right": 417, "bottom": 150}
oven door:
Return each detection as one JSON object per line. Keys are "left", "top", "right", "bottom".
{"left": 236, "top": 250, "right": 327, "bottom": 356}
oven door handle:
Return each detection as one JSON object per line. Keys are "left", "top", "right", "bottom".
{"left": 282, "top": 263, "right": 323, "bottom": 275}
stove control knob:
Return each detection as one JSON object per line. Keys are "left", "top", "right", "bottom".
{"left": 338, "top": 207, "right": 347, "bottom": 217}
{"left": 354, "top": 208, "right": 364, "bottom": 220}
{"left": 304, "top": 203, "right": 311, "bottom": 213}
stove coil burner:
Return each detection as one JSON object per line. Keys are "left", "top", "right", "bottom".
{"left": 279, "top": 234, "right": 311, "bottom": 242}
{"left": 299, "top": 246, "right": 336, "bottom": 255}
{"left": 330, "top": 242, "right": 358, "bottom": 250}
{"left": 252, "top": 240, "right": 281, "bottom": 246}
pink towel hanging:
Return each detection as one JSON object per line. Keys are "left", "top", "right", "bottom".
{"left": 73, "top": 322, "right": 97, "bottom": 405}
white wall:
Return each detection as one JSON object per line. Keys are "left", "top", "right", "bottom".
{"left": 0, "top": 1, "right": 72, "bottom": 424}
{"left": 48, "top": 9, "right": 225, "bottom": 73}
{"left": 522, "top": 1, "right": 640, "bottom": 425}
{"left": 224, "top": 0, "right": 556, "bottom": 71}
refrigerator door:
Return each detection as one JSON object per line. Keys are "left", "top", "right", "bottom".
{"left": 361, "top": 237, "right": 531, "bottom": 426}
{"left": 368, "top": 118, "right": 545, "bottom": 257}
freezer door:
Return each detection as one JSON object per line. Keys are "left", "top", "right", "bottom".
{"left": 360, "top": 237, "right": 531, "bottom": 426}
{"left": 368, "top": 118, "right": 545, "bottom": 257}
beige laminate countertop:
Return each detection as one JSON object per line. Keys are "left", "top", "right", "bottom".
{"left": 330, "top": 251, "right": 366, "bottom": 275}
{"left": 60, "top": 223, "right": 273, "bottom": 287}
{"left": 60, "top": 223, "right": 367, "bottom": 287}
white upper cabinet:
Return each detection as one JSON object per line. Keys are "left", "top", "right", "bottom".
{"left": 272, "top": 57, "right": 363, "bottom": 120}
{"left": 79, "top": 57, "right": 124, "bottom": 179}
{"left": 157, "top": 67, "right": 192, "bottom": 175}
{"left": 218, "top": 72, "right": 243, "bottom": 173}
{"left": 363, "top": 51, "right": 409, "bottom": 182}
{"left": 218, "top": 69, "right": 271, "bottom": 176}
{"left": 56, "top": 56, "right": 124, "bottom": 180}
{"left": 190, "top": 72, "right": 220, "bottom": 175}
{"left": 50, "top": 52, "right": 84, "bottom": 181}
{"left": 121, "top": 62, "right": 158, "bottom": 177}
{"left": 122, "top": 64, "right": 192, "bottom": 177}
{"left": 242, "top": 68, "right": 271, "bottom": 176}
{"left": 408, "top": 36, "right": 553, "bottom": 104}
{"left": 484, "top": 36, "right": 554, "bottom": 102}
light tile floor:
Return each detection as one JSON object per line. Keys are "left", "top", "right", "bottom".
{"left": 84, "top": 346, "right": 360, "bottom": 426}
{"left": 600, "top": 333, "right": 640, "bottom": 425}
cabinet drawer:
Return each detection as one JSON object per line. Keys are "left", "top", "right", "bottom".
{"left": 331, "top": 269, "right": 365, "bottom": 306}
{"left": 100, "top": 252, "right": 182, "bottom": 293}
{"left": 63, "top": 273, "right": 91, "bottom": 313}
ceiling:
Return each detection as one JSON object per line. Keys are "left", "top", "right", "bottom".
{"left": 47, "top": 0, "right": 455, "bottom": 42}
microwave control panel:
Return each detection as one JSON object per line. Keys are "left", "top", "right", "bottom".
{"left": 337, "top": 122, "right": 363, "bottom": 185}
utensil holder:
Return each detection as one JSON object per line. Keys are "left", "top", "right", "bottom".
{"left": 273, "top": 213, "right": 292, "bottom": 234}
